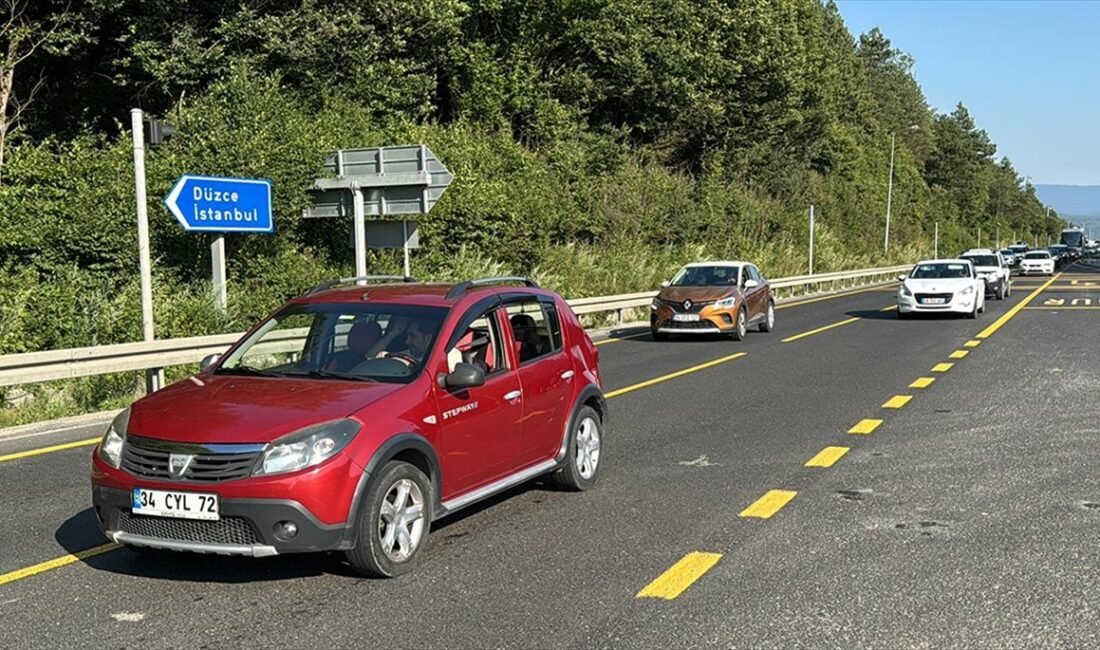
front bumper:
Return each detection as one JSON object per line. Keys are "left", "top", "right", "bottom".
{"left": 93, "top": 485, "right": 351, "bottom": 556}
{"left": 650, "top": 305, "right": 738, "bottom": 334}
{"left": 897, "top": 293, "right": 977, "bottom": 314}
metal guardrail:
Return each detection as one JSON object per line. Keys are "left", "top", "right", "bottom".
{"left": 0, "top": 265, "right": 910, "bottom": 388}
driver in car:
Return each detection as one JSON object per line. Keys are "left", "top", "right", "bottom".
{"left": 367, "top": 317, "right": 434, "bottom": 368}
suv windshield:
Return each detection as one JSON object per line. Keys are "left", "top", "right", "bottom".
{"left": 910, "top": 263, "right": 971, "bottom": 279}
{"left": 669, "top": 265, "right": 740, "bottom": 286}
{"left": 962, "top": 255, "right": 998, "bottom": 267}
{"left": 1025, "top": 252, "right": 1050, "bottom": 259}
{"left": 218, "top": 303, "right": 448, "bottom": 383}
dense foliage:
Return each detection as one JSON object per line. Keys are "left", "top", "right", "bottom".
{"left": 0, "top": 0, "right": 1065, "bottom": 419}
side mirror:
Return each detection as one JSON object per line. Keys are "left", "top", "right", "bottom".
{"left": 897, "top": 274, "right": 907, "bottom": 282}
{"left": 660, "top": 281, "right": 670, "bottom": 288}
{"left": 743, "top": 279, "right": 760, "bottom": 289}
{"left": 200, "top": 353, "right": 221, "bottom": 371}
{"left": 443, "top": 362, "right": 486, "bottom": 389}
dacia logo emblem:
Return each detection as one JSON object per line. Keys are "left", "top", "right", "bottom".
{"left": 683, "top": 300, "right": 692, "bottom": 310}
{"left": 168, "top": 453, "right": 194, "bottom": 479}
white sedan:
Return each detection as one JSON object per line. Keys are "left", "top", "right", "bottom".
{"left": 897, "top": 259, "right": 986, "bottom": 318}
{"left": 1020, "top": 251, "right": 1055, "bottom": 276}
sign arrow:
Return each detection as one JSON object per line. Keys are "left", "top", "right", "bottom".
{"left": 1044, "top": 298, "right": 1065, "bottom": 306}
{"left": 164, "top": 175, "right": 274, "bottom": 233}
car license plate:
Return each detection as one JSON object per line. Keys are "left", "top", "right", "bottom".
{"left": 921, "top": 298, "right": 947, "bottom": 305}
{"left": 672, "top": 314, "right": 700, "bottom": 322}
{"left": 132, "top": 488, "right": 219, "bottom": 521}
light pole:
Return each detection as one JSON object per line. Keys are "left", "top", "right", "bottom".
{"left": 884, "top": 125, "right": 920, "bottom": 254}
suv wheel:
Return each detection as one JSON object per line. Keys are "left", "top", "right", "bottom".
{"left": 548, "top": 406, "right": 602, "bottom": 491}
{"left": 346, "top": 460, "right": 432, "bottom": 578}
{"left": 731, "top": 308, "right": 747, "bottom": 341}
{"left": 1005, "top": 281, "right": 1011, "bottom": 297}
{"left": 651, "top": 326, "right": 668, "bottom": 342}
{"left": 758, "top": 300, "right": 775, "bottom": 333}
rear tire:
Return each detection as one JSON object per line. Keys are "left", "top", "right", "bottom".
{"left": 547, "top": 406, "right": 602, "bottom": 491}
{"left": 651, "top": 327, "right": 668, "bottom": 342}
{"left": 346, "top": 461, "right": 432, "bottom": 578}
{"left": 731, "top": 308, "right": 747, "bottom": 341}
{"left": 758, "top": 300, "right": 775, "bottom": 333}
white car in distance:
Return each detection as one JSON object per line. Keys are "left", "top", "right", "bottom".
{"left": 897, "top": 259, "right": 986, "bottom": 319}
{"left": 1020, "top": 250, "right": 1055, "bottom": 276}
{"left": 960, "top": 249, "right": 1011, "bottom": 300}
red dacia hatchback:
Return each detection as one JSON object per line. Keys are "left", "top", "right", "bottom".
{"left": 91, "top": 276, "right": 606, "bottom": 577}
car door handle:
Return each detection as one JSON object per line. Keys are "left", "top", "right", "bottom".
{"left": 560, "top": 370, "right": 575, "bottom": 380}
{"left": 504, "top": 390, "right": 522, "bottom": 402}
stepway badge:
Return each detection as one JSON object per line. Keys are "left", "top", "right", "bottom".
{"left": 164, "top": 175, "right": 274, "bottom": 233}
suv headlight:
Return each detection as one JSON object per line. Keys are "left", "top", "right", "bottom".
{"left": 99, "top": 408, "right": 130, "bottom": 468}
{"left": 714, "top": 295, "right": 737, "bottom": 309}
{"left": 651, "top": 298, "right": 661, "bottom": 310}
{"left": 253, "top": 419, "right": 361, "bottom": 477}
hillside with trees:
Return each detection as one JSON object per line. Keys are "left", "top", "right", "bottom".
{"left": 0, "top": 0, "right": 1065, "bottom": 420}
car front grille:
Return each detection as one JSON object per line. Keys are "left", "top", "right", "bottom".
{"left": 122, "top": 436, "right": 262, "bottom": 483}
{"left": 915, "top": 293, "right": 953, "bottom": 304}
{"left": 120, "top": 512, "right": 262, "bottom": 546}
{"left": 661, "top": 320, "right": 717, "bottom": 330}
{"left": 661, "top": 299, "right": 715, "bottom": 313}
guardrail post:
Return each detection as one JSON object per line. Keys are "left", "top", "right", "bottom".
{"left": 616, "top": 308, "right": 623, "bottom": 327}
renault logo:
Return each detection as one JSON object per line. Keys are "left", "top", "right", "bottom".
{"left": 683, "top": 300, "right": 692, "bottom": 310}
{"left": 168, "top": 453, "right": 194, "bottom": 479}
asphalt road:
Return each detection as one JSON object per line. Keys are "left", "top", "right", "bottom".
{"left": 1, "top": 267, "right": 1097, "bottom": 648}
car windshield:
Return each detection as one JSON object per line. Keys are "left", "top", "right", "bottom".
{"left": 999, "top": 250, "right": 1014, "bottom": 256}
{"left": 962, "top": 255, "right": 998, "bottom": 267}
{"left": 1025, "top": 252, "right": 1050, "bottom": 259}
{"left": 217, "top": 302, "right": 448, "bottom": 383}
{"left": 669, "top": 265, "right": 740, "bottom": 286}
{"left": 910, "top": 263, "right": 971, "bottom": 279}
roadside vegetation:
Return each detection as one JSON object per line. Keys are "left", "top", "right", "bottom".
{"left": 0, "top": 0, "right": 1064, "bottom": 424}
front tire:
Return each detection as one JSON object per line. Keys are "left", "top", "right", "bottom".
{"left": 346, "top": 461, "right": 432, "bottom": 578}
{"left": 547, "top": 406, "right": 602, "bottom": 491}
{"left": 651, "top": 327, "right": 668, "bottom": 342}
{"left": 731, "top": 308, "right": 747, "bottom": 341}
{"left": 758, "top": 300, "right": 775, "bottom": 333}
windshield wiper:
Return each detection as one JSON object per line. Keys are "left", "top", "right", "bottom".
{"left": 217, "top": 365, "right": 286, "bottom": 378}
{"left": 301, "top": 369, "right": 376, "bottom": 382}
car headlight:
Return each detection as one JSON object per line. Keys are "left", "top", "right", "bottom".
{"left": 651, "top": 298, "right": 661, "bottom": 310}
{"left": 252, "top": 419, "right": 361, "bottom": 477}
{"left": 899, "top": 284, "right": 913, "bottom": 297}
{"left": 99, "top": 408, "right": 130, "bottom": 468}
{"left": 961, "top": 286, "right": 975, "bottom": 295}
{"left": 714, "top": 295, "right": 737, "bottom": 309}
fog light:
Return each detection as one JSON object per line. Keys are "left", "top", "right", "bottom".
{"left": 275, "top": 520, "right": 298, "bottom": 540}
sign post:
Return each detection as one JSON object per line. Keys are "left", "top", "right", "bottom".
{"left": 808, "top": 205, "right": 815, "bottom": 276}
{"left": 164, "top": 174, "right": 274, "bottom": 312}
{"left": 131, "top": 109, "right": 161, "bottom": 392}
{"left": 304, "top": 145, "right": 453, "bottom": 277}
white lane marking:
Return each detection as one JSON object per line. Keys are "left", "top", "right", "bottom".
{"left": 678, "top": 455, "right": 721, "bottom": 467}
{"left": 110, "top": 612, "right": 146, "bottom": 622}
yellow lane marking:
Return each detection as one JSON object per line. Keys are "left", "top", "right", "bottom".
{"left": 848, "top": 419, "right": 883, "bottom": 435}
{"left": 594, "top": 332, "right": 649, "bottom": 347}
{"left": 881, "top": 305, "right": 898, "bottom": 312}
{"left": 932, "top": 363, "right": 954, "bottom": 373}
{"left": 964, "top": 340, "right": 981, "bottom": 348}
{"left": 604, "top": 353, "right": 747, "bottom": 399}
{"left": 1023, "top": 306, "right": 1100, "bottom": 310}
{"left": 739, "top": 490, "right": 798, "bottom": 519}
{"left": 636, "top": 552, "right": 723, "bottom": 600}
{"left": 775, "top": 284, "right": 893, "bottom": 310}
{"left": 805, "top": 446, "right": 850, "bottom": 468}
{"left": 949, "top": 350, "right": 969, "bottom": 359}
{"left": 976, "top": 272, "right": 1061, "bottom": 339}
{"left": 781, "top": 317, "right": 859, "bottom": 343}
{"left": 0, "top": 543, "right": 119, "bottom": 587}
{"left": 882, "top": 395, "right": 912, "bottom": 409}
{"left": 910, "top": 377, "right": 935, "bottom": 389}
{"left": 0, "top": 437, "right": 100, "bottom": 464}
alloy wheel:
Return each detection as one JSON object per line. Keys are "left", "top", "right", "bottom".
{"left": 377, "top": 478, "right": 425, "bottom": 562}
{"left": 574, "top": 416, "right": 601, "bottom": 479}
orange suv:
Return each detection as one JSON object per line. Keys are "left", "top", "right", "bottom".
{"left": 649, "top": 262, "right": 775, "bottom": 341}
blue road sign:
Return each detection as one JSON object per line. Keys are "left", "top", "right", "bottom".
{"left": 164, "top": 175, "right": 274, "bottom": 233}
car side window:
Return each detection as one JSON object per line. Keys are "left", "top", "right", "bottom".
{"left": 446, "top": 309, "right": 506, "bottom": 376}
{"left": 747, "top": 266, "right": 762, "bottom": 283}
{"left": 506, "top": 299, "right": 559, "bottom": 364}
{"left": 540, "top": 299, "right": 564, "bottom": 351}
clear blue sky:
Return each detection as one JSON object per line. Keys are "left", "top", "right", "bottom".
{"left": 836, "top": 0, "right": 1100, "bottom": 186}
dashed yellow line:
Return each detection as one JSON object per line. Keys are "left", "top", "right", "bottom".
{"left": 932, "top": 363, "right": 954, "bottom": 373}
{"left": 881, "top": 395, "right": 912, "bottom": 409}
{"left": 0, "top": 543, "right": 119, "bottom": 587}
{"left": 604, "top": 353, "right": 747, "bottom": 399}
{"left": 910, "top": 377, "right": 935, "bottom": 389}
{"left": 949, "top": 350, "right": 969, "bottom": 359}
{"left": 805, "top": 446, "right": 850, "bottom": 468}
{"left": 637, "top": 552, "right": 723, "bottom": 599}
{"left": 739, "top": 490, "right": 798, "bottom": 519}
{"left": 0, "top": 437, "right": 100, "bottom": 464}
{"left": 964, "top": 340, "right": 981, "bottom": 348}
{"left": 781, "top": 317, "right": 859, "bottom": 343}
{"left": 848, "top": 419, "right": 883, "bottom": 435}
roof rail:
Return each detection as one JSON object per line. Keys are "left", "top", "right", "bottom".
{"left": 444, "top": 277, "right": 540, "bottom": 299}
{"left": 306, "top": 275, "right": 417, "bottom": 296}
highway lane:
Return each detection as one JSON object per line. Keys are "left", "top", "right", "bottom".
{"left": 0, "top": 271, "right": 1089, "bottom": 647}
